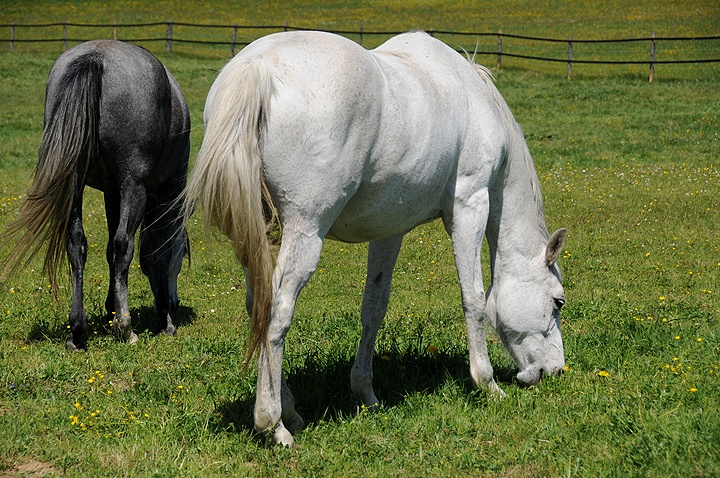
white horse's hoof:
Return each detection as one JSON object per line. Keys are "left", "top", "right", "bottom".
{"left": 273, "top": 423, "right": 295, "bottom": 448}
{"left": 284, "top": 411, "right": 305, "bottom": 435}
{"left": 478, "top": 378, "right": 507, "bottom": 398}
{"left": 490, "top": 386, "right": 507, "bottom": 400}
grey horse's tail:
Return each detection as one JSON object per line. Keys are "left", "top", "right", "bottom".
{"left": 1, "top": 52, "right": 102, "bottom": 290}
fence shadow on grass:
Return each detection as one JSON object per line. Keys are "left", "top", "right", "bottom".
{"left": 210, "top": 344, "right": 517, "bottom": 441}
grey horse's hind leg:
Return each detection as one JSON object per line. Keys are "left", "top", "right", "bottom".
{"left": 280, "top": 373, "right": 304, "bottom": 434}
{"left": 104, "top": 192, "right": 120, "bottom": 317}
{"left": 107, "top": 182, "right": 146, "bottom": 344}
{"left": 351, "top": 235, "right": 403, "bottom": 408}
{"left": 139, "top": 194, "right": 185, "bottom": 336}
{"left": 66, "top": 183, "right": 88, "bottom": 351}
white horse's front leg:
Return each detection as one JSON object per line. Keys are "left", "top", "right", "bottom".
{"left": 446, "top": 190, "right": 506, "bottom": 397}
{"left": 254, "top": 230, "right": 323, "bottom": 446}
{"left": 351, "top": 235, "right": 404, "bottom": 408}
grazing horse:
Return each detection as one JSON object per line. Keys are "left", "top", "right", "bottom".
{"left": 1, "top": 40, "right": 190, "bottom": 350}
{"left": 185, "top": 31, "right": 566, "bottom": 446}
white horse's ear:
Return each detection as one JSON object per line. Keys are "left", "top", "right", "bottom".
{"left": 545, "top": 228, "right": 566, "bottom": 266}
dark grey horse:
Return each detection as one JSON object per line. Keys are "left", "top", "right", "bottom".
{"left": 1, "top": 40, "right": 190, "bottom": 350}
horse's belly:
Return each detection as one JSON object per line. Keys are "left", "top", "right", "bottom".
{"left": 327, "top": 212, "right": 442, "bottom": 243}
{"left": 326, "top": 185, "right": 445, "bottom": 243}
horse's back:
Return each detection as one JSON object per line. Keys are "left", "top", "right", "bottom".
{"left": 338, "top": 32, "right": 500, "bottom": 240}
{"left": 367, "top": 32, "right": 510, "bottom": 229}
{"left": 237, "top": 31, "right": 382, "bottom": 134}
{"left": 222, "top": 31, "right": 507, "bottom": 242}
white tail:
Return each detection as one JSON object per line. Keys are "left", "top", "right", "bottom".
{"left": 183, "top": 58, "right": 277, "bottom": 364}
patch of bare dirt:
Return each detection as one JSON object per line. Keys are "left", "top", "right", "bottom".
{"left": 0, "top": 459, "right": 61, "bottom": 477}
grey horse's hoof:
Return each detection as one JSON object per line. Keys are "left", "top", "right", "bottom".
{"left": 65, "top": 338, "right": 84, "bottom": 352}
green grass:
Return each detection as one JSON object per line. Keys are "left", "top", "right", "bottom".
{"left": 1, "top": 1, "right": 720, "bottom": 476}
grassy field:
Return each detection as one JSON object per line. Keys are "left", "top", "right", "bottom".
{"left": 1, "top": 1, "right": 719, "bottom": 476}
{"left": 2, "top": 0, "right": 720, "bottom": 80}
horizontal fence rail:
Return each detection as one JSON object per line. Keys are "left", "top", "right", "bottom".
{"left": 3, "top": 21, "right": 720, "bottom": 80}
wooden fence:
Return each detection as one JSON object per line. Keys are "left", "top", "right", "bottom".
{"left": 3, "top": 21, "right": 720, "bottom": 81}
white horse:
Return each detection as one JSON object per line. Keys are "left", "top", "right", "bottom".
{"left": 185, "top": 30, "right": 566, "bottom": 446}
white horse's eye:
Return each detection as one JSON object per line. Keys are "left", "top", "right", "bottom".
{"left": 554, "top": 297, "right": 566, "bottom": 310}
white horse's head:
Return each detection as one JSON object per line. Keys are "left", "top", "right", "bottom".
{"left": 486, "top": 228, "right": 566, "bottom": 385}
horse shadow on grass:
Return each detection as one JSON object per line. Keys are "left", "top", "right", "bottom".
{"left": 211, "top": 345, "right": 517, "bottom": 440}
{"left": 26, "top": 303, "right": 196, "bottom": 345}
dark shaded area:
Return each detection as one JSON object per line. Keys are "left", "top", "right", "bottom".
{"left": 211, "top": 344, "right": 517, "bottom": 441}
{"left": 26, "top": 304, "right": 196, "bottom": 344}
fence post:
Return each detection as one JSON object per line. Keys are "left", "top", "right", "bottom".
{"left": 10, "top": 22, "right": 14, "bottom": 51}
{"left": 649, "top": 31, "right": 656, "bottom": 82}
{"left": 428, "top": 29, "right": 435, "bottom": 37}
{"left": 232, "top": 23, "right": 238, "bottom": 56}
{"left": 567, "top": 36, "right": 573, "bottom": 79}
{"left": 284, "top": 21, "right": 288, "bottom": 32}
{"left": 359, "top": 25, "right": 363, "bottom": 46}
{"left": 497, "top": 29, "right": 502, "bottom": 69}
{"left": 113, "top": 20, "right": 117, "bottom": 40}
{"left": 166, "top": 21, "right": 173, "bottom": 52}
{"left": 63, "top": 22, "right": 67, "bottom": 50}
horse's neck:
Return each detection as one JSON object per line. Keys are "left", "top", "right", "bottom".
{"left": 486, "top": 137, "right": 549, "bottom": 278}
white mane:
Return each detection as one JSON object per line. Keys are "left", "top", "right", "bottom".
{"left": 472, "top": 62, "right": 548, "bottom": 239}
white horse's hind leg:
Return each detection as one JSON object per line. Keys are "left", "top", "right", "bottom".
{"left": 254, "top": 229, "right": 323, "bottom": 447}
{"left": 280, "top": 373, "right": 304, "bottom": 434}
{"left": 244, "top": 267, "right": 304, "bottom": 435}
{"left": 445, "top": 190, "right": 506, "bottom": 397}
{"left": 351, "top": 235, "right": 404, "bottom": 408}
